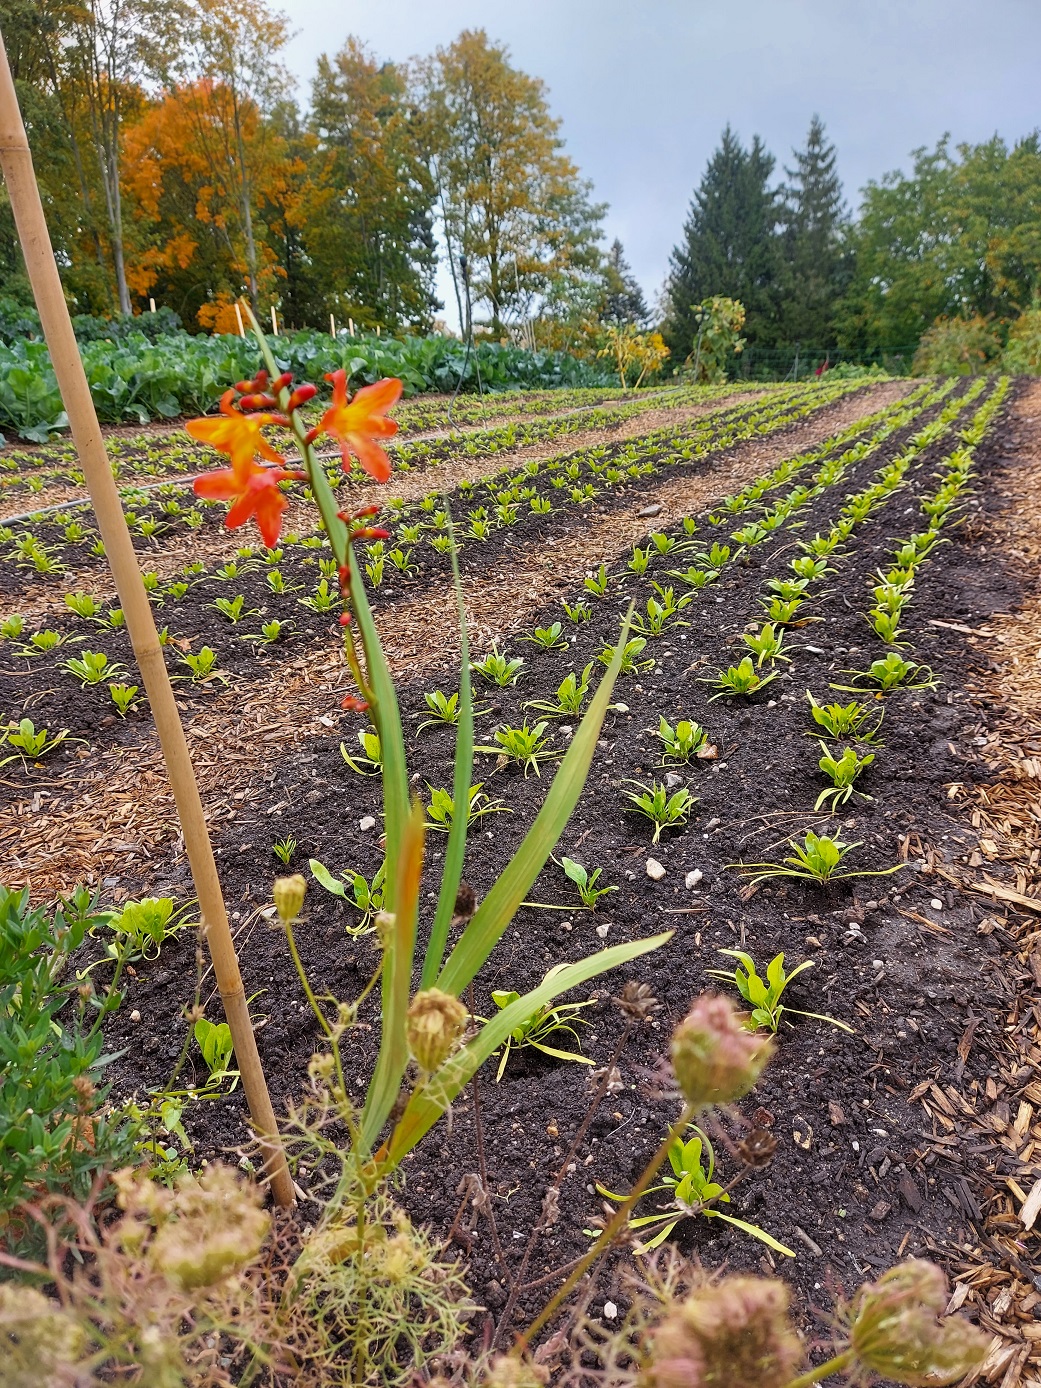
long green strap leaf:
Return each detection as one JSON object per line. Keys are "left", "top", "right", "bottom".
{"left": 385, "top": 931, "right": 672, "bottom": 1165}
{"left": 361, "top": 799, "right": 425, "bottom": 1148}
{"left": 421, "top": 509, "right": 472, "bottom": 987}
{"left": 435, "top": 606, "right": 634, "bottom": 998}
{"left": 345, "top": 539, "right": 410, "bottom": 907}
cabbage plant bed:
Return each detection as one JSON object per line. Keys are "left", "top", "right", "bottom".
{"left": 0, "top": 374, "right": 1029, "bottom": 1371}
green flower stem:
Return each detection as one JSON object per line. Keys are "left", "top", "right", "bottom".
{"left": 518, "top": 1101, "right": 694, "bottom": 1349}
{"left": 283, "top": 916, "right": 348, "bottom": 1104}
{"left": 782, "top": 1349, "right": 855, "bottom": 1387}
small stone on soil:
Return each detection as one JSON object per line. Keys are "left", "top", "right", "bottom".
{"left": 646, "top": 858, "right": 666, "bottom": 881}
{"left": 685, "top": 869, "right": 704, "bottom": 889}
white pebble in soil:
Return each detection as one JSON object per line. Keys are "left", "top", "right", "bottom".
{"left": 930, "top": 898, "right": 943, "bottom": 910}
{"left": 646, "top": 858, "right": 666, "bottom": 881}
{"left": 359, "top": 815, "right": 376, "bottom": 831}
{"left": 685, "top": 869, "right": 704, "bottom": 889}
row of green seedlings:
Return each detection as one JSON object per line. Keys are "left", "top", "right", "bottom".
{"left": 610, "top": 379, "right": 952, "bottom": 702}
{"left": 0, "top": 538, "right": 352, "bottom": 735}
{"left": 863, "top": 377, "right": 1009, "bottom": 648}
{"left": 708, "top": 377, "right": 982, "bottom": 698}
{"left": 371, "top": 379, "right": 863, "bottom": 568}
{"left": 0, "top": 384, "right": 650, "bottom": 496}
{"left": 532, "top": 382, "right": 980, "bottom": 855}
{"left": 0, "top": 379, "right": 841, "bottom": 595}
{"left": 384, "top": 379, "right": 758, "bottom": 469}
{"left": 727, "top": 379, "right": 1005, "bottom": 884}
{"left": 0, "top": 383, "right": 819, "bottom": 577}
{"left": 0, "top": 378, "right": 736, "bottom": 507}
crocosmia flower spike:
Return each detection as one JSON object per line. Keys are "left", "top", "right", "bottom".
{"left": 320, "top": 372, "right": 402, "bottom": 483}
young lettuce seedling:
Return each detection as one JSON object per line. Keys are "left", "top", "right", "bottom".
{"left": 733, "top": 830, "right": 904, "bottom": 886}
{"left": 806, "top": 691, "right": 883, "bottom": 744}
{"left": 705, "top": 656, "right": 779, "bottom": 701}
{"left": 709, "top": 949, "right": 853, "bottom": 1033}
{"left": 425, "top": 784, "right": 509, "bottom": 831}
{"left": 308, "top": 859, "right": 385, "bottom": 935}
{"left": 654, "top": 715, "right": 709, "bottom": 763}
{"left": 595, "top": 1122, "right": 793, "bottom": 1256}
{"left": 487, "top": 964, "right": 596, "bottom": 1081}
{"left": 815, "top": 742, "right": 874, "bottom": 812}
{"left": 622, "top": 779, "right": 696, "bottom": 844}
{"left": 559, "top": 856, "right": 618, "bottom": 909}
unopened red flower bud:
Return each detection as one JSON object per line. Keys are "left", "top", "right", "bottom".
{"left": 234, "top": 379, "right": 253, "bottom": 394}
{"left": 288, "top": 383, "right": 317, "bottom": 409}
{"left": 339, "top": 612, "right": 352, "bottom": 628}
{"left": 273, "top": 874, "right": 306, "bottom": 924}
{"left": 650, "top": 1276, "right": 801, "bottom": 1388}
{"left": 341, "top": 694, "right": 368, "bottom": 711}
{"left": 406, "top": 988, "right": 468, "bottom": 1073}
{"left": 273, "top": 371, "right": 293, "bottom": 389}
{"left": 355, "top": 526, "right": 391, "bottom": 542}
{"left": 670, "top": 993, "right": 773, "bottom": 1109}
{"left": 355, "top": 504, "right": 381, "bottom": 519}
{"left": 254, "top": 369, "right": 269, "bottom": 389}
{"left": 849, "top": 1260, "right": 989, "bottom": 1386}
{"left": 304, "top": 427, "right": 321, "bottom": 445}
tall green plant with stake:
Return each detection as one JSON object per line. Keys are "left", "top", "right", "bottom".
{"left": 186, "top": 304, "right": 670, "bottom": 1178}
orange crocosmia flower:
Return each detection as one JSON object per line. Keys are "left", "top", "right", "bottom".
{"left": 188, "top": 390, "right": 294, "bottom": 547}
{"left": 320, "top": 372, "right": 402, "bottom": 483}
{"left": 186, "top": 389, "right": 287, "bottom": 471}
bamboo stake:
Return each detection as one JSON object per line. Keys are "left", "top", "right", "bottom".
{"left": 234, "top": 301, "right": 246, "bottom": 337}
{"left": 0, "top": 32, "right": 294, "bottom": 1208}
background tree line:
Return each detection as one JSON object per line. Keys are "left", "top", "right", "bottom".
{"left": 663, "top": 117, "right": 1041, "bottom": 374}
{"left": 3, "top": 2, "right": 1040, "bottom": 376}
{"left": 0, "top": 2, "right": 637, "bottom": 345}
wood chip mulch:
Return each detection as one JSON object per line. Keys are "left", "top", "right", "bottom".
{"left": 900, "top": 381, "right": 1041, "bottom": 1388}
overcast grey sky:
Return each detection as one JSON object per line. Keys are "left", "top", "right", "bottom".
{"left": 282, "top": 0, "right": 1038, "bottom": 314}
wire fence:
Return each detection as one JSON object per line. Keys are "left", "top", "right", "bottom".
{"left": 731, "top": 343, "right": 921, "bottom": 381}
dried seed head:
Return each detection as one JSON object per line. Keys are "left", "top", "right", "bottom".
{"left": 613, "top": 979, "right": 661, "bottom": 1020}
{"left": 405, "top": 988, "right": 468, "bottom": 1073}
{"left": 147, "top": 1164, "right": 270, "bottom": 1291}
{"left": 650, "top": 1275, "right": 801, "bottom": 1388}
{"left": 849, "top": 1259, "right": 989, "bottom": 1385}
{"left": 0, "top": 1283, "right": 87, "bottom": 1388}
{"left": 736, "top": 1126, "right": 778, "bottom": 1168}
{"left": 484, "top": 1354, "right": 548, "bottom": 1388}
{"left": 452, "top": 880, "right": 477, "bottom": 924}
{"left": 670, "top": 993, "right": 773, "bottom": 1110}
{"left": 273, "top": 873, "right": 306, "bottom": 924}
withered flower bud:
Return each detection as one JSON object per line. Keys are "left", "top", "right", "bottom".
{"left": 649, "top": 1275, "right": 801, "bottom": 1388}
{"left": 670, "top": 993, "right": 773, "bottom": 1110}
{"left": 273, "top": 874, "right": 306, "bottom": 924}
{"left": 405, "top": 988, "right": 468, "bottom": 1073}
{"left": 849, "top": 1259, "right": 989, "bottom": 1386}
{"left": 613, "top": 979, "right": 661, "bottom": 1020}
{"left": 452, "top": 881, "right": 477, "bottom": 924}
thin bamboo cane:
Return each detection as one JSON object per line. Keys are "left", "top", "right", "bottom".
{"left": 0, "top": 32, "right": 294, "bottom": 1208}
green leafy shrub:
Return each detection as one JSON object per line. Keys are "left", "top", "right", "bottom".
{"left": 912, "top": 315, "right": 1001, "bottom": 376}
{"left": 0, "top": 886, "right": 136, "bottom": 1227}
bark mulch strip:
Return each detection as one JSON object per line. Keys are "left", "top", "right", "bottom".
{"left": 903, "top": 380, "right": 1041, "bottom": 1388}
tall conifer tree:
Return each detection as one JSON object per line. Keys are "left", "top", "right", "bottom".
{"left": 781, "top": 115, "right": 846, "bottom": 349}
{"left": 600, "top": 238, "right": 648, "bottom": 326}
{"left": 664, "top": 125, "right": 782, "bottom": 357}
